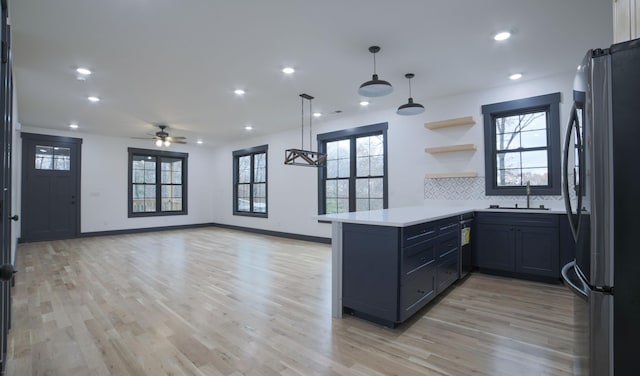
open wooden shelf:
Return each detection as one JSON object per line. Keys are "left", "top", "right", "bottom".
{"left": 424, "top": 116, "right": 476, "bottom": 130}
{"left": 425, "top": 172, "right": 478, "bottom": 179}
{"left": 424, "top": 143, "right": 476, "bottom": 154}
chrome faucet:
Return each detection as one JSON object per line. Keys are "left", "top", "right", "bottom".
{"left": 526, "top": 181, "right": 531, "bottom": 209}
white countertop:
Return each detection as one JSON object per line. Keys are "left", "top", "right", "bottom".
{"left": 317, "top": 205, "right": 566, "bottom": 227}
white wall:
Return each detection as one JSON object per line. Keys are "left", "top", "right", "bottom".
{"left": 15, "top": 71, "right": 576, "bottom": 240}
{"left": 18, "top": 126, "right": 216, "bottom": 234}
{"left": 209, "top": 70, "right": 577, "bottom": 238}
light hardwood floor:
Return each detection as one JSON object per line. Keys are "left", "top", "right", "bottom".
{"left": 6, "top": 227, "right": 576, "bottom": 375}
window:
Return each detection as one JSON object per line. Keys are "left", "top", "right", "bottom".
{"left": 318, "top": 123, "right": 388, "bottom": 214}
{"left": 233, "top": 145, "right": 268, "bottom": 217}
{"left": 482, "top": 93, "right": 561, "bottom": 195}
{"left": 128, "top": 148, "right": 188, "bottom": 217}
{"left": 35, "top": 145, "right": 71, "bottom": 170}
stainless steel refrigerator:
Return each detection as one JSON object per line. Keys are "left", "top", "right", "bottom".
{"left": 561, "top": 38, "right": 640, "bottom": 376}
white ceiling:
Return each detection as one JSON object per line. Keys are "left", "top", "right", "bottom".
{"left": 9, "top": 0, "right": 612, "bottom": 146}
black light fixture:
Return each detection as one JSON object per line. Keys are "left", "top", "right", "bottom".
{"left": 284, "top": 94, "right": 327, "bottom": 167}
{"left": 358, "top": 46, "right": 393, "bottom": 97}
{"left": 397, "top": 73, "right": 425, "bottom": 116}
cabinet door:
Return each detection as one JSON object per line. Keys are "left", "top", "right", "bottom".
{"left": 475, "top": 223, "right": 515, "bottom": 271}
{"left": 516, "top": 226, "right": 559, "bottom": 277}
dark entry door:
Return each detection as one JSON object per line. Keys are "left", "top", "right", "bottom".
{"left": 21, "top": 133, "right": 82, "bottom": 242}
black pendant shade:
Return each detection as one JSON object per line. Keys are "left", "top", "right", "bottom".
{"left": 397, "top": 73, "right": 425, "bottom": 116}
{"left": 358, "top": 46, "right": 393, "bottom": 97}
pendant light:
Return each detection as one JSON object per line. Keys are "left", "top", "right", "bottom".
{"left": 358, "top": 46, "right": 393, "bottom": 97}
{"left": 397, "top": 73, "right": 425, "bottom": 116}
{"left": 284, "top": 94, "right": 327, "bottom": 167}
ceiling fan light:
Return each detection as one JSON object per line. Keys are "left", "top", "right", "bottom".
{"left": 155, "top": 139, "right": 163, "bottom": 147}
{"left": 397, "top": 97, "right": 425, "bottom": 115}
{"left": 358, "top": 74, "right": 393, "bottom": 97}
{"left": 164, "top": 140, "right": 171, "bottom": 147}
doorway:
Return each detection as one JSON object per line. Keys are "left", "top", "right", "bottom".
{"left": 20, "top": 133, "right": 82, "bottom": 242}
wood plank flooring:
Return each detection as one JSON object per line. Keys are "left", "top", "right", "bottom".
{"left": 6, "top": 227, "right": 576, "bottom": 375}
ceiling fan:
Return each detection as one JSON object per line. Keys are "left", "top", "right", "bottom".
{"left": 136, "top": 125, "right": 186, "bottom": 146}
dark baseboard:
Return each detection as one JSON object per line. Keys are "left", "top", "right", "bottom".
{"left": 20, "top": 222, "right": 331, "bottom": 245}
{"left": 211, "top": 223, "right": 331, "bottom": 244}
{"left": 79, "top": 223, "right": 213, "bottom": 238}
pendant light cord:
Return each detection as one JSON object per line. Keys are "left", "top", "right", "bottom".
{"left": 309, "top": 99, "right": 312, "bottom": 151}
{"left": 301, "top": 95, "right": 304, "bottom": 149}
{"left": 408, "top": 78, "right": 412, "bottom": 98}
{"left": 373, "top": 52, "right": 377, "bottom": 75}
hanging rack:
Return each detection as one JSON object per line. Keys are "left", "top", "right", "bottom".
{"left": 284, "top": 93, "right": 327, "bottom": 167}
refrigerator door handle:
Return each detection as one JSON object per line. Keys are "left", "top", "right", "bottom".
{"left": 563, "top": 103, "right": 582, "bottom": 241}
{"left": 561, "top": 261, "right": 588, "bottom": 301}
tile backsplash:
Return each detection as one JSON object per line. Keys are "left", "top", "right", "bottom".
{"left": 424, "top": 176, "right": 570, "bottom": 207}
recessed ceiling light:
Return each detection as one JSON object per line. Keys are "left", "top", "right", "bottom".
{"left": 245, "top": 125, "right": 253, "bottom": 131}
{"left": 509, "top": 73, "right": 523, "bottom": 80}
{"left": 360, "top": 101, "right": 370, "bottom": 106}
{"left": 494, "top": 31, "right": 511, "bottom": 41}
{"left": 282, "top": 67, "right": 295, "bottom": 74}
{"left": 87, "top": 96, "right": 100, "bottom": 102}
{"left": 313, "top": 112, "right": 322, "bottom": 117}
{"left": 197, "top": 139, "right": 203, "bottom": 145}
{"left": 76, "top": 67, "right": 92, "bottom": 75}
{"left": 69, "top": 123, "right": 79, "bottom": 129}
{"left": 234, "top": 89, "right": 245, "bottom": 95}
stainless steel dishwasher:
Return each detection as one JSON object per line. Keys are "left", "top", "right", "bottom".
{"left": 459, "top": 213, "right": 474, "bottom": 279}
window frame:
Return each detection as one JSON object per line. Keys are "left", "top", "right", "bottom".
{"left": 128, "top": 148, "right": 188, "bottom": 217}
{"left": 232, "top": 144, "right": 268, "bottom": 218}
{"left": 482, "top": 92, "right": 561, "bottom": 196}
{"left": 317, "top": 122, "right": 389, "bottom": 215}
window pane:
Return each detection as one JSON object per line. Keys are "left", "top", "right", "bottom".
{"left": 338, "top": 158, "right": 350, "bottom": 178}
{"left": 238, "top": 155, "right": 251, "bottom": 183}
{"left": 145, "top": 169, "right": 156, "bottom": 184}
{"left": 326, "top": 199, "right": 337, "bottom": 214}
{"left": 496, "top": 132, "right": 521, "bottom": 150}
{"left": 356, "top": 156, "right": 369, "bottom": 177}
{"left": 356, "top": 199, "right": 369, "bottom": 211}
{"left": 356, "top": 137, "right": 370, "bottom": 157}
{"left": 521, "top": 129, "right": 547, "bottom": 148}
{"left": 497, "top": 152, "right": 521, "bottom": 170}
{"left": 522, "top": 168, "right": 549, "bottom": 186}
{"left": 144, "top": 199, "right": 156, "bottom": 212}
{"left": 337, "top": 180, "right": 349, "bottom": 198}
{"left": 369, "top": 199, "right": 384, "bottom": 211}
{"left": 35, "top": 146, "right": 53, "bottom": 170}
{"left": 253, "top": 198, "right": 266, "bottom": 213}
{"left": 337, "top": 140, "right": 350, "bottom": 159}
{"left": 53, "top": 147, "right": 71, "bottom": 170}
{"left": 326, "top": 180, "right": 337, "bottom": 198}
{"left": 369, "top": 135, "right": 384, "bottom": 156}
{"left": 370, "top": 155, "right": 383, "bottom": 176}
{"left": 326, "top": 160, "right": 337, "bottom": 179}
{"left": 336, "top": 198, "right": 349, "bottom": 213}
{"left": 254, "top": 153, "right": 266, "bottom": 183}
{"left": 355, "top": 179, "right": 369, "bottom": 198}
{"left": 497, "top": 168, "right": 522, "bottom": 186}
{"left": 521, "top": 150, "right": 548, "bottom": 168}
{"left": 369, "top": 178, "right": 383, "bottom": 198}
{"left": 253, "top": 183, "right": 266, "bottom": 198}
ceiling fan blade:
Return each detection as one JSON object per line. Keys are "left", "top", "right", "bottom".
{"left": 131, "top": 137, "right": 155, "bottom": 140}
{"left": 173, "top": 140, "right": 187, "bottom": 144}
{"left": 168, "top": 136, "right": 186, "bottom": 140}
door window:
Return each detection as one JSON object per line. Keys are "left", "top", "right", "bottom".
{"left": 35, "top": 145, "right": 71, "bottom": 171}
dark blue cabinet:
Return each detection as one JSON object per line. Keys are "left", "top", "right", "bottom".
{"left": 475, "top": 212, "right": 560, "bottom": 279}
{"left": 342, "top": 216, "right": 460, "bottom": 326}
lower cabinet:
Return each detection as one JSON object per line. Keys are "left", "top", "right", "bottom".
{"left": 342, "top": 216, "right": 461, "bottom": 326}
{"left": 474, "top": 212, "right": 560, "bottom": 279}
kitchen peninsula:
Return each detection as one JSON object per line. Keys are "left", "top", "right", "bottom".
{"left": 319, "top": 205, "right": 569, "bottom": 327}
{"left": 319, "top": 206, "right": 474, "bottom": 326}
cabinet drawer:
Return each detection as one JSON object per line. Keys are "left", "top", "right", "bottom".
{"left": 438, "top": 220, "right": 459, "bottom": 233}
{"left": 436, "top": 249, "right": 459, "bottom": 294}
{"left": 476, "top": 212, "right": 558, "bottom": 227}
{"left": 402, "top": 238, "right": 436, "bottom": 277}
{"left": 403, "top": 222, "right": 437, "bottom": 247}
{"left": 437, "top": 230, "right": 459, "bottom": 258}
{"left": 400, "top": 266, "right": 436, "bottom": 321}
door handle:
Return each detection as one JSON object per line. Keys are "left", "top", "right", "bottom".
{"left": 9, "top": 215, "right": 18, "bottom": 221}
{"left": 0, "top": 264, "right": 16, "bottom": 282}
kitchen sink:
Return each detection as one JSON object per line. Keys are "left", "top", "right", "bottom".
{"left": 487, "top": 205, "right": 550, "bottom": 210}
